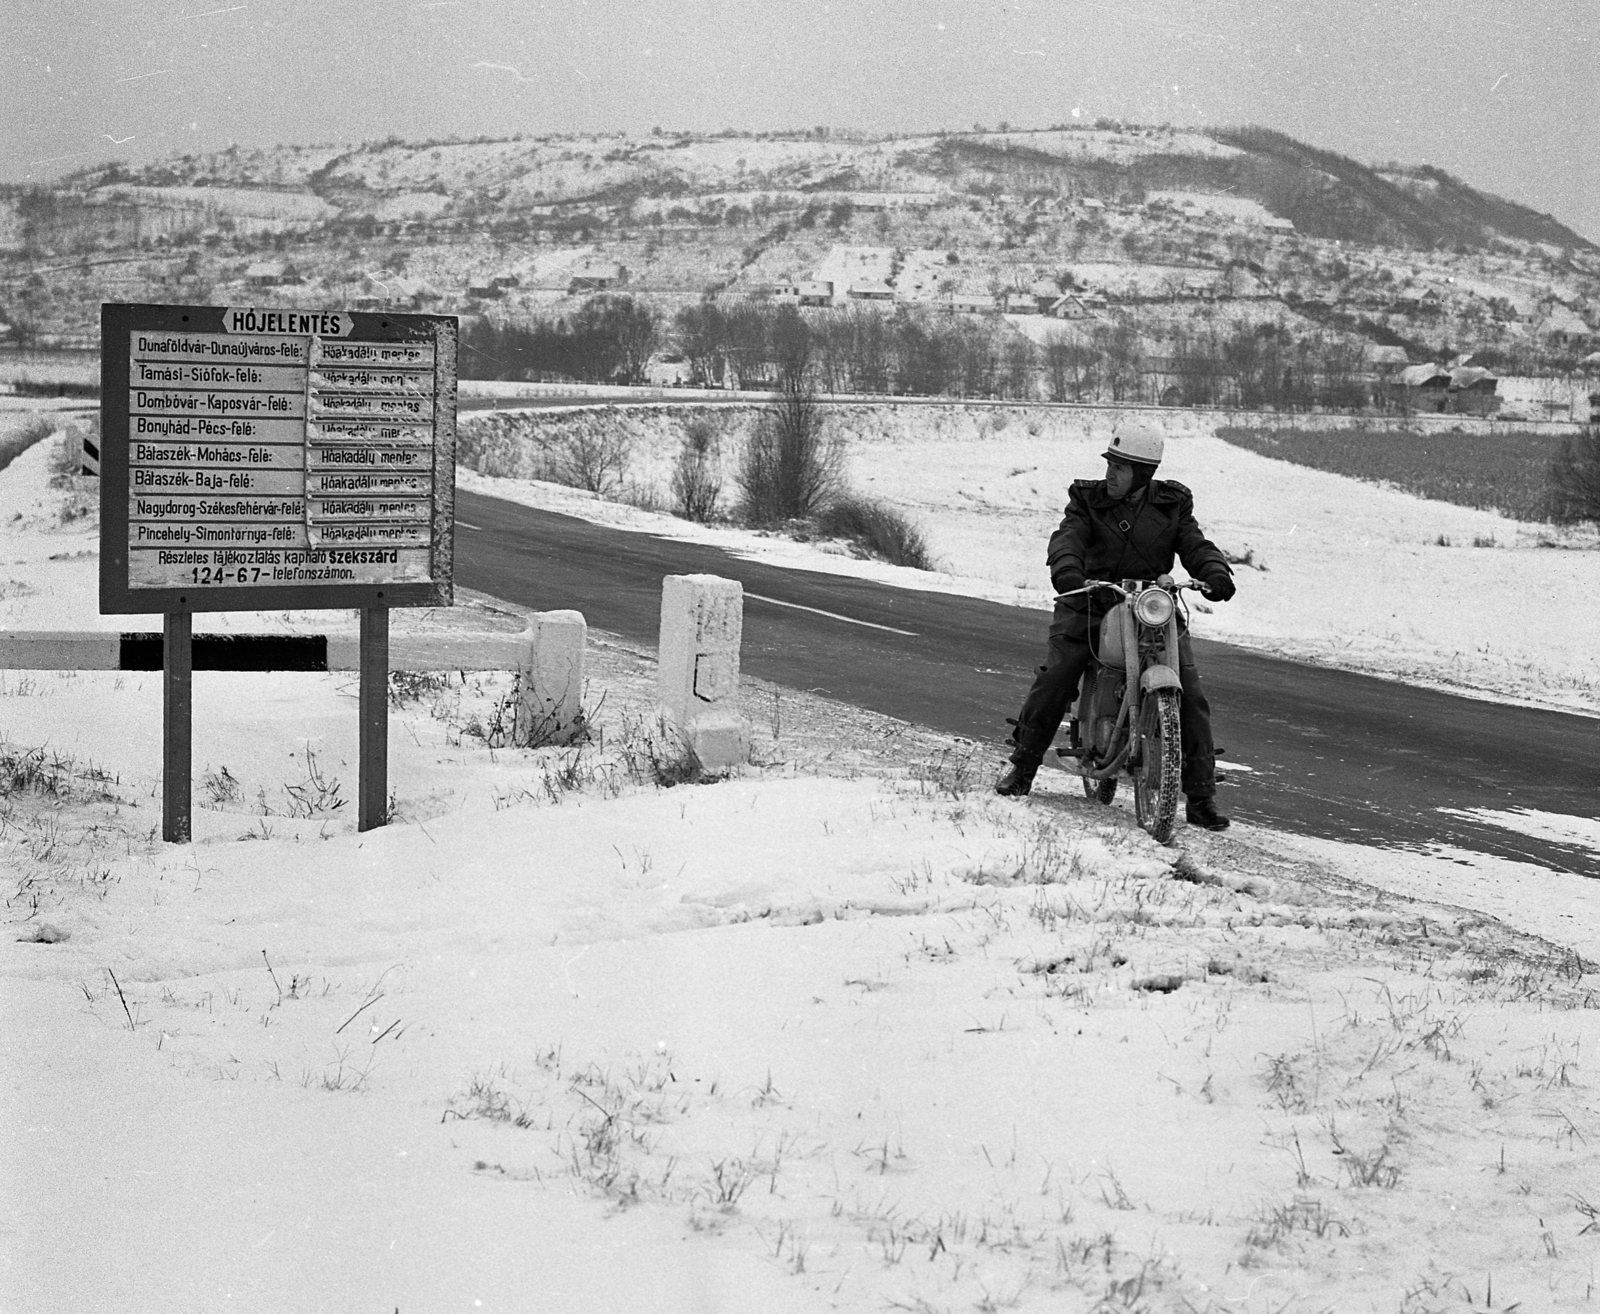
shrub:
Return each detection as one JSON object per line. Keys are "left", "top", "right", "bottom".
{"left": 816, "top": 494, "right": 934, "bottom": 569}
{"left": 553, "top": 419, "right": 630, "bottom": 497}
{"left": 737, "top": 386, "right": 842, "bottom": 526}
{"left": 1545, "top": 429, "right": 1600, "bottom": 525}
{"left": 670, "top": 417, "right": 722, "bottom": 521}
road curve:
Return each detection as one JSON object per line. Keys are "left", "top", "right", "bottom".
{"left": 455, "top": 488, "right": 1600, "bottom": 878}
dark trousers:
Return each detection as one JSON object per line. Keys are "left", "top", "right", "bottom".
{"left": 1008, "top": 630, "right": 1217, "bottom": 798}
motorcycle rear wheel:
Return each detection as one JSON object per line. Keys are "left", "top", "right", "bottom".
{"left": 1082, "top": 775, "right": 1117, "bottom": 804}
{"left": 1133, "top": 689, "right": 1182, "bottom": 843}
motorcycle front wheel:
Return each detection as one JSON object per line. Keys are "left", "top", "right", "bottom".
{"left": 1133, "top": 689, "right": 1182, "bottom": 843}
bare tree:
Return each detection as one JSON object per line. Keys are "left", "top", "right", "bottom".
{"left": 844, "top": 308, "right": 892, "bottom": 394}
{"left": 609, "top": 297, "right": 660, "bottom": 385}
{"left": 1547, "top": 430, "right": 1600, "bottom": 525}
{"left": 1001, "top": 334, "right": 1037, "bottom": 399}
{"left": 1094, "top": 319, "right": 1143, "bottom": 402}
{"left": 670, "top": 416, "right": 723, "bottom": 521}
{"left": 894, "top": 311, "right": 957, "bottom": 396}
{"left": 956, "top": 320, "right": 998, "bottom": 397}
{"left": 675, "top": 301, "right": 728, "bottom": 387}
{"left": 767, "top": 304, "right": 812, "bottom": 392}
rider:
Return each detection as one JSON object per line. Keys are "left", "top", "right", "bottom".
{"left": 994, "top": 424, "right": 1236, "bottom": 831}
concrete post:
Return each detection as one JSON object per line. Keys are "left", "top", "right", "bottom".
{"left": 658, "top": 574, "right": 749, "bottom": 771}
{"left": 514, "top": 610, "right": 587, "bottom": 747}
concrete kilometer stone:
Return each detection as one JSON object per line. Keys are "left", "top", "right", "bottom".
{"left": 657, "top": 574, "right": 750, "bottom": 772}
{"left": 515, "top": 610, "right": 587, "bottom": 746}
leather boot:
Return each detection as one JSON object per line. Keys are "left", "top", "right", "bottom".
{"left": 995, "top": 761, "right": 1039, "bottom": 797}
{"left": 1185, "top": 796, "right": 1230, "bottom": 831}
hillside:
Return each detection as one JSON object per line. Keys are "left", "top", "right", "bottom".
{"left": 3, "top": 124, "right": 1597, "bottom": 394}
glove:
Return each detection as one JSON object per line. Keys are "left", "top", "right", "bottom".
{"left": 1052, "top": 570, "right": 1087, "bottom": 597}
{"left": 1203, "top": 573, "right": 1236, "bottom": 602}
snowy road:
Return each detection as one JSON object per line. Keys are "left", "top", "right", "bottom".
{"left": 456, "top": 488, "right": 1600, "bottom": 878}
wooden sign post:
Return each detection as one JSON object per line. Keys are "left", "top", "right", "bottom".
{"left": 100, "top": 304, "right": 457, "bottom": 840}
{"left": 163, "top": 610, "right": 192, "bottom": 843}
{"left": 358, "top": 606, "right": 389, "bottom": 833}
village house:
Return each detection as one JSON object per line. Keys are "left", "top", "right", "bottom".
{"left": 772, "top": 280, "right": 835, "bottom": 307}
{"left": 389, "top": 277, "right": 443, "bottom": 310}
{"left": 1363, "top": 344, "right": 1412, "bottom": 378}
{"left": 568, "top": 262, "right": 626, "bottom": 293}
{"left": 1390, "top": 286, "right": 1445, "bottom": 316}
{"left": 1446, "top": 365, "right": 1500, "bottom": 416}
{"left": 846, "top": 281, "right": 895, "bottom": 303}
{"left": 943, "top": 293, "right": 998, "bottom": 315}
{"left": 1390, "top": 362, "right": 1451, "bottom": 412}
{"left": 1050, "top": 291, "right": 1109, "bottom": 319}
{"left": 1003, "top": 288, "right": 1041, "bottom": 315}
{"left": 1047, "top": 293, "right": 1098, "bottom": 320}
{"left": 1535, "top": 305, "right": 1595, "bottom": 349}
{"left": 242, "top": 260, "right": 299, "bottom": 288}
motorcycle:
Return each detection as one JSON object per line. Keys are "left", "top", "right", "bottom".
{"left": 1055, "top": 576, "right": 1207, "bottom": 844}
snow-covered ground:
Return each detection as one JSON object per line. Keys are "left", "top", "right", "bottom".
{"left": 5, "top": 415, "right": 1600, "bottom": 1313}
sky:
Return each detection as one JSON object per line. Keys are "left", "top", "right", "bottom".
{"left": 4, "top": 0, "right": 1596, "bottom": 242}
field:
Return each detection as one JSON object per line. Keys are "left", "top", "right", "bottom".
{"left": 1215, "top": 425, "right": 1567, "bottom": 522}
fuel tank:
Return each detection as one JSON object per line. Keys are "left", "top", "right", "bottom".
{"left": 1095, "top": 603, "right": 1131, "bottom": 669}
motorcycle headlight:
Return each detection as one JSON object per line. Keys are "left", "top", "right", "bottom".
{"left": 1133, "top": 587, "right": 1175, "bottom": 628}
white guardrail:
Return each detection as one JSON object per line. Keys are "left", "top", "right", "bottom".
{"left": 1, "top": 576, "right": 754, "bottom": 767}
{"left": 0, "top": 612, "right": 590, "bottom": 748}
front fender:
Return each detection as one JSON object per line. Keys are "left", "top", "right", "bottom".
{"left": 1140, "top": 664, "right": 1181, "bottom": 693}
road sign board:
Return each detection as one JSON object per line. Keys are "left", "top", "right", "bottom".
{"left": 99, "top": 303, "right": 457, "bottom": 613}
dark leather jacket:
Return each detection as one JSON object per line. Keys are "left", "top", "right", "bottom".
{"left": 1046, "top": 477, "right": 1231, "bottom": 639}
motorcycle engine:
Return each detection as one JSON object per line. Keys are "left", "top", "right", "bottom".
{"left": 1092, "top": 679, "right": 1124, "bottom": 754}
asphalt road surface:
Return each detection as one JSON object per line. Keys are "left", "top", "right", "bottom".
{"left": 455, "top": 488, "right": 1600, "bottom": 879}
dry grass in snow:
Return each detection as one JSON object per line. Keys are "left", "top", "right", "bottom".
{"left": 5, "top": 637, "right": 1600, "bottom": 1314}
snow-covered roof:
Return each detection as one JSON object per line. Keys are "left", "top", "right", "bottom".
{"left": 1396, "top": 364, "right": 1449, "bottom": 387}
{"left": 1448, "top": 366, "right": 1497, "bottom": 390}
{"left": 1538, "top": 306, "right": 1593, "bottom": 337}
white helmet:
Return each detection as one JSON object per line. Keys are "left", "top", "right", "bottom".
{"left": 1102, "top": 424, "right": 1164, "bottom": 467}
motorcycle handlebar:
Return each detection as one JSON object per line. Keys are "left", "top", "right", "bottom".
{"left": 1054, "top": 578, "right": 1210, "bottom": 602}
